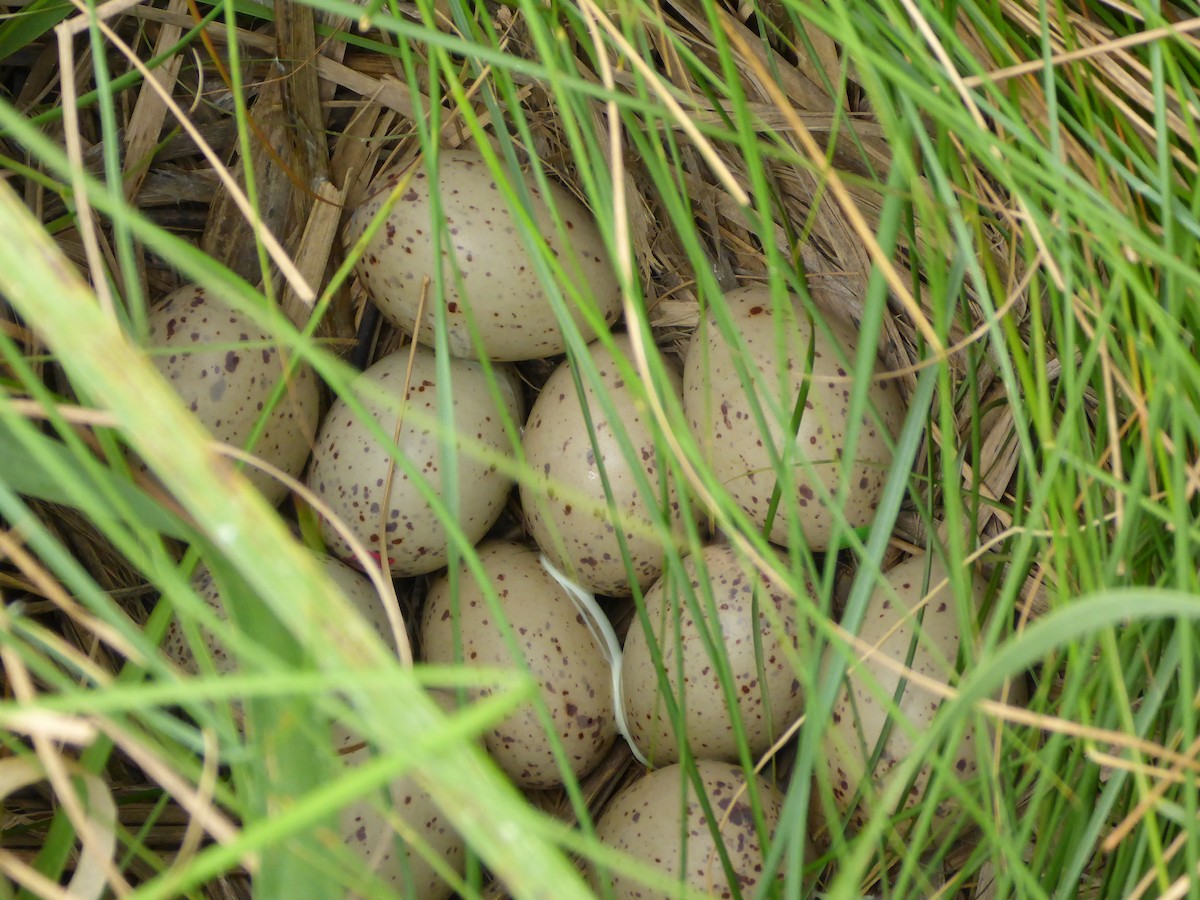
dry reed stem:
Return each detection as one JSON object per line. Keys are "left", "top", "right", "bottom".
{"left": 122, "top": 0, "right": 187, "bottom": 203}
{"left": 5, "top": 399, "right": 119, "bottom": 427}
{"left": 0, "top": 608, "right": 117, "bottom": 692}
{"left": 173, "top": 728, "right": 220, "bottom": 875}
{"left": 1102, "top": 719, "right": 1200, "bottom": 849}
{"left": 1127, "top": 775, "right": 1200, "bottom": 899}
{"left": 97, "top": 719, "right": 246, "bottom": 863}
{"left": 280, "top": 179, "right": 345, "bottom": 322}
{"left": 199, "top": 76, "right": 297, "bottom": 286}
{"left": 274, "top": 0, "right": 329, "bottom": 198}
{"left": 579, "top": 0, "right": 750, "bottom": 207}
{"left": 0, "top": 708, "right": 99, "bottom": 746}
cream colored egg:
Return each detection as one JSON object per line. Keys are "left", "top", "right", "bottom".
{"left": 162, "top": 554, "right": 398, "bottom": 686}
{"left": 824, "top": 553, "right": 1023, "bottom": 838}
{"left": 160, "top": 563, "right": 234, "bottom": 676}
{"left": 336, "top": 693, "right": 465, "bottom": 900}
{"left": 620, "top": 543, "right": 807, "bottom": 766}
{"left": 591, "top": 760, "right": 788, "bottom": 899}
{"left": 162, "top": 555, "right": 402, "bottom": 746}
{"left": 418, "top": 541, "right": 616, "bottom": 788}
{"left": 521, "top": 335, "right": 693, "bottom": 596}
{"left": 683, "top": 285, "right": 905, "bottom": 550}
{"left": 305, "top": 345, "right": 523, "bottom": 576}
{"left": 347, "top": 149, "right": 621, "bottom": 362}
{"left": 146, "top": 284, "right": 319, "bottom": 507}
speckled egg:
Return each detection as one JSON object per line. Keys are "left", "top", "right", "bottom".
{"left": 146, "top": 284, "right": 319, "bottom": 507}
{"left": 305, "top": 345, "right": 523, "bottom": 576}
{"left": 346, "top": 148, "right": 621, "bottom": 362}
{"left": 418, "top": 540, "right": 617, "bottom": 788}
{"left": 160, "top": 562, "right": 234, "bottom": 677}
{"left": 620, "top": 543, "right": 808, "bottom": 766}
{"left": 591, "top": 760, "right": 788, "bottom": 899}
{"left": 683, "top": 285, "right": 905, "bottom": 550}
{"left": 163, "top": 555, "right": 402, "bottom": 744}
{"left": 520, "top": 335, "right": 694, "bottom": 597}
{"left": 163, "top": 554, "right": 400, "bottom": 691}
{"left": 824, "top": 553, "right": 1022, "bottom": 838}
{"left": 336, "top": 692, "right": 465, "bottom": 900}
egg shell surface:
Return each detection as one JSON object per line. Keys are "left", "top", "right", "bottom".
{"left": 683, "top": 285, "right": 905, "bottom": 550}
{"left": 347, "top": 148, "right": 621, "bottom": 362}
{"left": 591, "top": 760, "right": 788, "bottom": 900}
{"left": 336, "top": 692, "right": 465, "bottom": 900}
{"left": 521, "top": 335, "right": 693, "bottom": 596}
{"left": 146, "top": 284, "right": 320, "bottom": 507}
{"left": 418, "top": 540, "right": 617, "bottom": 788}
{"left": 620, "top": 543, "right": 807, "bottom": 766}
{"left": 305, "top": 345, "right": 523, "bottom": 576}
{"left": 824, "top": 553, "right": 1022, "bottom": 838}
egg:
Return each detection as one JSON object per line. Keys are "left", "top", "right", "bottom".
{"left": 146, "top": 284, "right": 320, "bottom": 507}
{"left": 336, "top": 692, "right": 466, "bottom": 900}
{"left": 163, "top": 554, "right": 399, "bottom": 689}
{"left": 823, "top": 553, "right": 1023, "bottom": 838}
{"left": 683, "top": 285, "right": 905, "bottom": 550}
{"left": 346, "top": 148, "right": 621, "bottom": 362}
{"left": 591, "top": 760, "right": 788, "bottom": 899}
{"left": 162, "top": 554, "right": 403, "bottom": 747}
{"left": 305, "top": 345, "right": 523, "bottom": 576}
{"left": 160, "top": 563, "right": 232, "bottom": 677}
{"left": 620, "top": 543, "right": 807, "bottom": 766}
{"left": 418, "top": 540, "right": 617, "bottom": 788}
{"left": 520, "top": 335, "right": 693, "bottom": 596}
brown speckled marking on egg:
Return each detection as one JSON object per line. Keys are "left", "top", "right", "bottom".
{"left": 345, "top": 149, "right": 621, "bottom": 362}
{"left": 305, "top": 346, "right": 523, "bottom": 577}
{"left": 682, "top": 285, "right": 905, "bottom": 551}
{"left": 146, "top": 284, "right": 320, "bottom": 507}
{"left": 521, "top": 335, "right": 695, "bottom": 597}
{"left": 590, "top": 760, "right": 789, "bottom": 899}
{"left": 823, "top": 553, "right": 1024, "bottom": 839}
{"left": 620, "top": 544, "right": 809, "bottom": 766}
{"left": 418, "top": 541, "right": 617, "bottom": 789}
{"left": 335, "top": 693, "right": 466, "bottom": 900}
